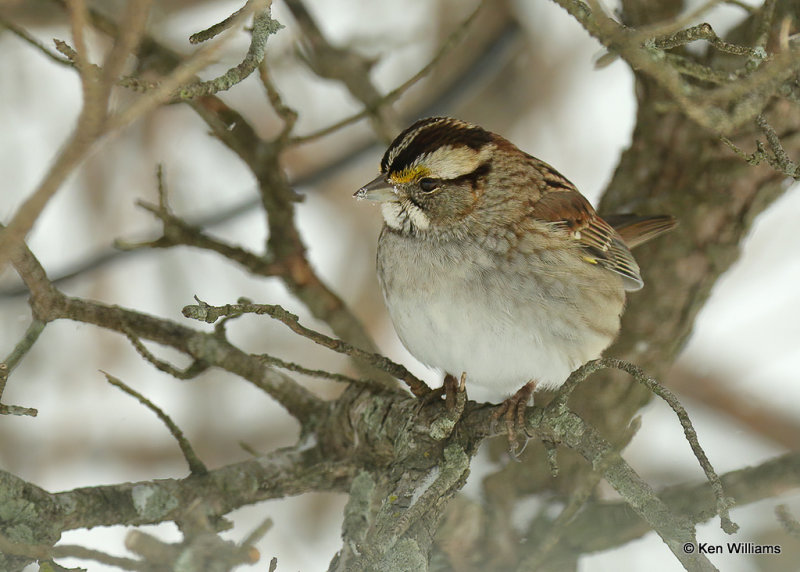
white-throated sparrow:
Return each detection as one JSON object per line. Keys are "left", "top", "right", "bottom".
{"left": 355, "top": 117, "right": 674, "bottom": 439}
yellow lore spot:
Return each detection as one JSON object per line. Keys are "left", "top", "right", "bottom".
{"left": 390, "top": 165, "right": 431, "bottom": 184}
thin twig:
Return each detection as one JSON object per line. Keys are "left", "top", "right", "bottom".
{"left": 259, "top": 59, "right": 298, "bottom": 141}
{"left": 99, "top": 0, "right": 154, "bottom": 103}
{"left": 123, "top": 328, "right": 209, "bottom": 380}
{"left": 608, "top": 359, "right": 737, "bottom": 534}
{"left": 653, "top": 23, "right": 764, "bottom": 58}
{"left": 0, "top": 533, "right": 146, "bottom": 571}
{"left": 103, "top": 371, "right": 208, "bottom": 475}
{"left": 178, "top": 2, "right": 282, "bottom": 98}
{"left": 284, "top": 0, "right": 399, "bottom": 142}
{"left": 257, "top": 354, "right": 365, "bottom": 385}
{"left": 190, "top": 0, "right": 266, "bottom": 43}
{"left": 0, "top": 17, "right": 73, "bottom": 66}
{"left": 547, "top": 358, "right": 736, "bottom": 534}
{"left": 182, "top": 298, "right": 426, "bottom": 397}
{"left": 0, "top": 319, "right": 45, "bottom": 416}
{"left": 3, "top": 319, "right": 46, "bottom": 373}
{"left": 241, "top": 516, "right": 274, "bottom": 547}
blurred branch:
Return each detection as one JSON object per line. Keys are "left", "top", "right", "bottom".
{"left": 517, "top": 443, "right": 612, "bottom": 571}
{"left": 0, "top": 533, "right": 145, "bottom": 571}
{"left": 123, "top": 503, "right": 262, "bottom": 570}
{"left": 776, "top": 505, "right": 800, "bottom": 538}
{"left": 668, "top": 366, "right": 800, "bottom": 450}
{"left": 0, "top": 16, "right": 73, "bottom": 66}
{"left": 284, "top": 0, "right": 401, "bottom": 142}
{"left": 289, "top": 0, "right": 486, "bottom": 145}
{"left": 0, "top": 0, "right": 267, "bottom": 277}
{"left": 541, "top": 451, "right": 800, "bottom": 562}
{"left": 259, "top": 59, "right": 298, "bottom": 142}
{"left": 0, "top": 10, "right": 519, "bottom": 301}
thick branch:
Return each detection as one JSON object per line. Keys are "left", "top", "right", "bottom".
{"left": 0, "top": 446, "right": 354, "bottom": 534}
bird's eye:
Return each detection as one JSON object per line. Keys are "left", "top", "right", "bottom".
{"left": 419, "top": 178, "right": 439, "bottom": 192}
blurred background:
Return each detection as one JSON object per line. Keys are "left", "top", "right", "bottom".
{"left": 1, "top": 0, "right": 798, "bottom": 570}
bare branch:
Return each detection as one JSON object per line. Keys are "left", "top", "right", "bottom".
{"left": 517, "top": 452, "right": 800, "bottom": 563}
{"left": 289, "top": 0, "right": 485, "bottom": 145}
{"left": 179, "top": 2, "right": 283, "bottom": 98}
{"left": 284, "top": 0, "right": 401, "bottom": 142}
{"left": 0, "top": 17, "right": 73, "bottom": 66}
{"left": 547, "top": 359, "right": 736, "bottom": 534}
{"left": 0, "top": 533, "right": 146, "bottom": 571}
{"left": 0, "top": 362, "right": 38, "bottom": 417}
{"left": 8, "top": 232, "right": 323, "bottom": 419}
{"left": 183, "top": 298, "right": 426, "bottom": 397}
{"left": 123, "top": 327, "right": 209, "bottom": 380}
{"left": 259, "top": 59, "right": 298, "bottom": 141}
{"left": 257, "top": 353, "right": 366, "bottom": 386}
{"left": 0, "top": 443, "right": 354, "bottom": 539}
{"left": 2, "top": 319, "right": 45, "bottom": 374}
{"left": 103, "top": 372, "right": 208, "bottom": 476}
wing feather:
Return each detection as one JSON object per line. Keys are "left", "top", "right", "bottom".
{"left": 529, "top": 168, "right": 644, "bottom": 290}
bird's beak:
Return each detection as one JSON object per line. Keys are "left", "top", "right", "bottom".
{"left": 354, "top": 174, "right": 397, "bottom": 202}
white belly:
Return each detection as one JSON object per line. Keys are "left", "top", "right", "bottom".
{"left": 378, "top": 231, "right": 623, "bottom": 402}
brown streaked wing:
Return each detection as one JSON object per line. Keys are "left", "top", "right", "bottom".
{"left": 531, "top": 185, "right": 644, "bottom": 290}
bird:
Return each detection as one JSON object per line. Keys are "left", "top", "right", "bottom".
{"left": 354, "top": 116, "right": 675, "bottom": 446}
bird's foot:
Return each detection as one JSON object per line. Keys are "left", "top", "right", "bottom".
{"left": 491, "top": 381, "right": 536, "bottom": 457}
{"left": 429, "top": 373, "right": 467, "bottom": 440}
{"left": 419, "top": 373, "right": 461, "bottom": 409}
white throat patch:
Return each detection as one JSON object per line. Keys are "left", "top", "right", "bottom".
{"left": 381, "top": 200, "right": 430, "bottom": 233}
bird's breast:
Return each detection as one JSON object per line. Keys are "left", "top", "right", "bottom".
{"left": 376, "top": 229, "right": 625, "bottom": 400}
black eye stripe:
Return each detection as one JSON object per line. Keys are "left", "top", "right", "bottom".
{"left": 446, "top": 161, "right": 492, "bottom": 189}
{"left": 411, "top": 162, "right": 491, "bottom": 195}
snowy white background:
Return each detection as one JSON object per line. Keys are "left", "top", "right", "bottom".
{"left": 1, "top": 0, "right": 798, "bottom": 570}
